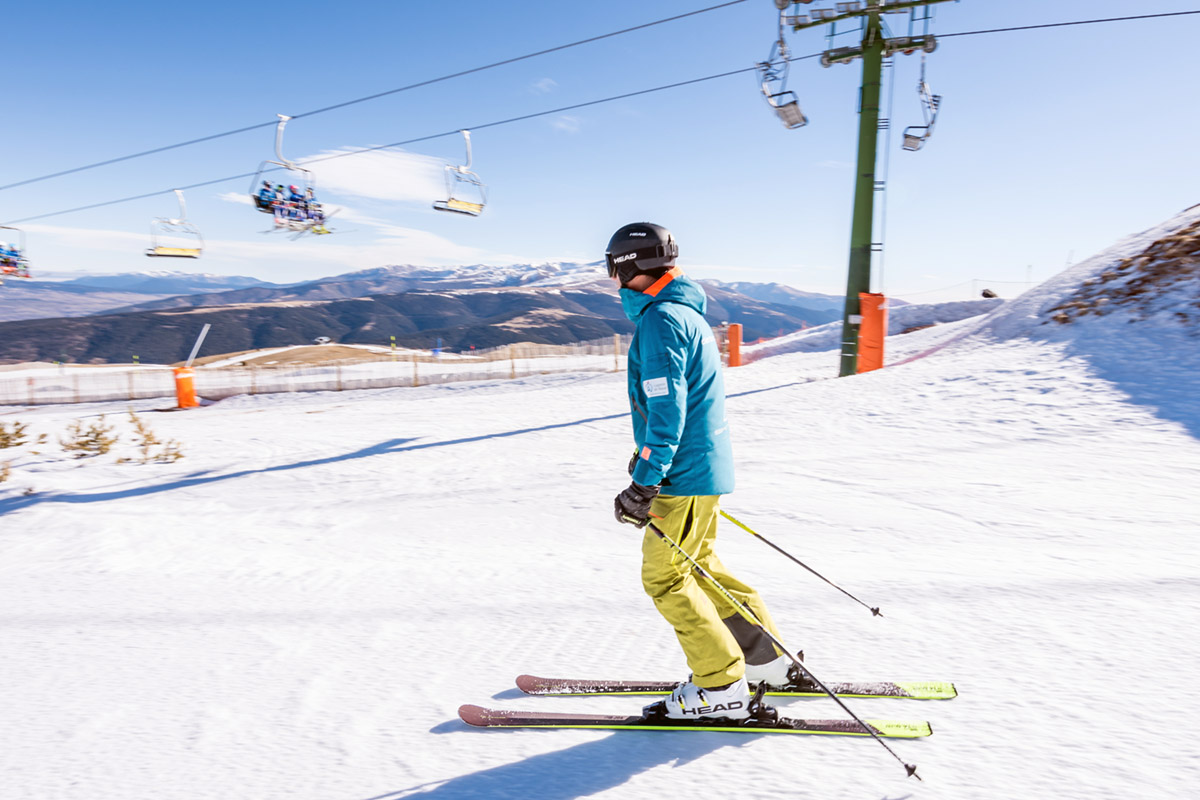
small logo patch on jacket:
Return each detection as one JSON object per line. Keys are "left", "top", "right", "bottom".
{"left": 642, "top": 377, "right": 669, "bottom": 398}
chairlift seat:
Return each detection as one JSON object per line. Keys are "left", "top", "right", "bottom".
{"left": 147, "top": 246, "right": 202, "bottom": 258}
{"left": 767, "top": 92, "right": 808, "bottom": 129}
{"left": 434, "top": 198, "right": 484, "bottom": 216}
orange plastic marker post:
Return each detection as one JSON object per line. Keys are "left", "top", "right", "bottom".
{"left": 728, "top": 323, "right": 743, "bottom": 367}
{"left": 856, "top": 293, "right": 888, "bottom": 373}
{"left": 174, "top": 367, "right": 198, "bottom": 409}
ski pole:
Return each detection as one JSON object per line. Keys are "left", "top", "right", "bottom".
{"left": 721, "top": 510, "right": 882, "bottom": 618}
{"left": 646, "top": 522, "right": 920, "bottom": 781}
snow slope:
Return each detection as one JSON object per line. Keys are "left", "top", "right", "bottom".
{"left": 1, "top": 208, "right": 1198, "bottom": 800}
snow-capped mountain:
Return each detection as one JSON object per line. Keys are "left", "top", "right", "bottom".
{"left": 317, "top": 261, "right": 610, "bottom": 290}
{"left": 54, "top": 270, "right": 276, "bottom": 294}
{"left": 699, "top": 279, "right": 845, "bottom": 312}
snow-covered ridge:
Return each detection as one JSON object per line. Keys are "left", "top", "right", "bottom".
{"left": 321, "top": 261, "right": 609, "bottom": 289}
{"left": 981, "top": 202, "right": 1200, "bottom": 341}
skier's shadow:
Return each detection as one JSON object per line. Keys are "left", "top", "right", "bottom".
{"left": 359, "top": 722, "right": 744, "bottom": 800}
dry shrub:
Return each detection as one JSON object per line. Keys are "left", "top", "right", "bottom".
{"left": 120, "top": 410, "right": 184, "bottom": 464}
{"left": 0, "top": 421, "right": 29, "bottom": 449}
{"left": 60, "top": 416, "right": 119, "bottom": 458}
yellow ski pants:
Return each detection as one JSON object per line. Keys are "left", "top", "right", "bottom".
{"left": 641, "top": 495, "right": 784, "bottom": 688}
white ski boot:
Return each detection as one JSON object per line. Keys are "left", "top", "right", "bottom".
{"left": 660, "top": 676, "right": 753, "bottom": 720}
{"left": 745, "top": 654, "right": 794, "bottom": 688}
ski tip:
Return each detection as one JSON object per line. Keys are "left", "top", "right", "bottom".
{"left": 458, "top": 704, "right": 492, "bottom": 727}
{"left": 515, "top": 674, "right": 544, "bottom": 693}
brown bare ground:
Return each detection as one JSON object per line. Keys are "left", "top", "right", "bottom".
{"left": 1046, "top": 217, "right": 1200, "bottom": 325}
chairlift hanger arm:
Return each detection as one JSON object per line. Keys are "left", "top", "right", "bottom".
{"left": 459, "top": 130, "right": 473, "bottom": 172}
{"left": 788, "top": 0, "right": 956, "bottom": 32}
{"left": 274, "top": 114, "right": 297, "bottom": 170}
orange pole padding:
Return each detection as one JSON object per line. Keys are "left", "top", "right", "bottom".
{"left": 728, "top": 323, "right": 743, "bottom": 368}
{"left": 174, "top": 367, "right": 199, "bottom": 409}
{"left": 856, "top": 293, "right": 888, "bottom": 373}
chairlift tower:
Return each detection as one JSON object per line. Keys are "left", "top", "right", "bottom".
{"left": 785, "top": 0, "right": 954, "bottom": 376}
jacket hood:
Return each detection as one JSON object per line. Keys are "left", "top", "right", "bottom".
{"left": 619, "top": 271, "right": 708, "bottom": 322}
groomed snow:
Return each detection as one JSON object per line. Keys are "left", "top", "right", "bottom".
{"left": 2, "top": 208, "right": 1198, "bottom": 799}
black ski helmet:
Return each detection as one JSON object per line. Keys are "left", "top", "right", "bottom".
{"left": 605, "top": 222, "right": 678, "bottom": 285}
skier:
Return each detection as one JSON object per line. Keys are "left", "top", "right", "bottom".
{"left": 607, "top": 221, "right": 796, "bottom": 720}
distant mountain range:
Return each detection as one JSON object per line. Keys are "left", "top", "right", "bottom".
{"left": 0, "top": 265, "right": 843, "bottom": 364}
{"left": 0, "top": 272, "right": 278, "bottom": 323}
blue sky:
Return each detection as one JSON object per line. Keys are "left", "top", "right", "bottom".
{"left": 3, "top": 0, "right": 1197, "bottom": 300}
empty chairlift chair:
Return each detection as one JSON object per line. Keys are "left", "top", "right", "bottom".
{"left": 757, "top": 13, "right": 807, "bottom": 130}
{"left": 902, "top": 55, "right": 942, "bottom": 152}
{"left": 146, "top": 190, "right": 204, "bottom": 258}
{"left": 433, "top": 130, "right": 487, "bottom": 216}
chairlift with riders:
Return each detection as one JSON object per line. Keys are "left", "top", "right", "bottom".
{"left": 0, "top": 225, "right": 32, "bottom": 281}
{"left": 433, "top": 130, "right": 487, "bottom": 216}
{"left": 249, "top": 114, "right": 333, "bottom": 236}
{"left": 146, "top": 190, "right": 204, "bottom": 258}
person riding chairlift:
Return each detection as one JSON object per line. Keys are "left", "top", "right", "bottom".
{"left": 304, "top": 187, "right": 324, "bottom": 223}
{"left": 0, "top": 242, "right": 17, "bottom": 272}
{"left": 257, "top": 180, "right": 277, "bottom": 211}
{"left": 286, "top": 185, "right": 305, "bottom": 220}
{"left": 273, "top": 184, "right": 288, "bottom": 225}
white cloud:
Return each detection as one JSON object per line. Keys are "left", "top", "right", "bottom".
{"left": 24, "top": 223, "right": 147, "bottom": 252}
{"left": 22, "top": 214, "right": 521, "bottom": 280}
{"left": 294, "top": 147, "right": 449, "bottom": 204}
{"left": 531, "top": 77, "right": 558, "bottom": 94}
{"left": 551, "top": 115, "right": 582, "bottom": 134}
{"left": 217, "top": 191, "right": 252, "bottom": 206}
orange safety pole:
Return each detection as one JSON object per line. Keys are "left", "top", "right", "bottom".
{"left": 856, "top": 293, "right": 887, "bottom": 373}
{"left": 727, "top": 323, "right": 743, "bottom": 367}
{"left": 174, "top": 367, "right": 198, "bottom": 409}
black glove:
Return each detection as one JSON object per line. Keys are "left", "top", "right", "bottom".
{"left": 614, "top": 482, "right": 660, "bottom": 527}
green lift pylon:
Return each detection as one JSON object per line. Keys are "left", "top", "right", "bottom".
{"left": 785, "top": 0, "right": 955, "bottom": 375}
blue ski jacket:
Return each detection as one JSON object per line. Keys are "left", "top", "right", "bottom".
{"left": 621, "top": 269, "right": 734, "bottom": 497}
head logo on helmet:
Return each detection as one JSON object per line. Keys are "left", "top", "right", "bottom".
{"left": 606, "top": 222, "right": 678, "bottom": 285}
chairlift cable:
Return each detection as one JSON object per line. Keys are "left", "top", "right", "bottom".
{"left": 0, "top": 0, "right": 751, "bottom": 193}
{"left": 0, "top": 5, "right": 1185, "bottom": 196}
{"left": 938, "top": 9, "right": 1200, "bottom": 39}
{"left": 4, "top": 62, "right": 793, "bottom": 226}
{"left": 4, "top": 7, "right": 1195, "bottom": 226}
